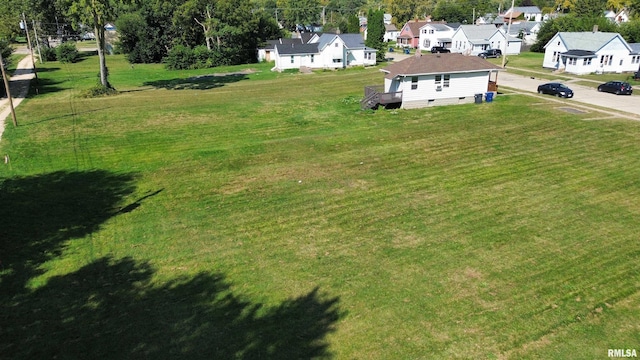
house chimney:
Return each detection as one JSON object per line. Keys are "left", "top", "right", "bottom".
{"left": 593, "top": 25, "right": 598, "bottom": 33}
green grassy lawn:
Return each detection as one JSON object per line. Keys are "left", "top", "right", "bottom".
{"left": 1, "top": 54, "right": 639, "bottom": 359}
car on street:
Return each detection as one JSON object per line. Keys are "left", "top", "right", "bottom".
{"left": 477, "top": 49, "right": 502, "bottom": 58}
{"left": 430, "top": 46, "right": 450, "bottom": 53}
{"left": 597, "top": 81, "right": 633, "bottom": 95}
{"left": 537, "top": 82, "right": 574, "bottom": 98}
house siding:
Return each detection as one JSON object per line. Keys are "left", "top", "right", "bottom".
{"left": 543, "top": 32, "right": 637, "bottom": 74}
{"left": 387, "top": 71, "right": 491, "bottom": 108}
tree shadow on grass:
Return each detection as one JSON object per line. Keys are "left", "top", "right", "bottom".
{"left": 143, "top": 73, "right": 249, "bottom": 90}
{"left": 2, "top": 257, "right": 340, "bottom": 359}
{"left": 0, "top": 170, "right": 341, "bottom": 359}
{"left": 0, "top": 170, "right": 139, "bottom": 290}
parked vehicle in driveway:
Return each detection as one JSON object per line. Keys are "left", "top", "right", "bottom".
{"left": 430, "top": 46, "right": 450, "bottom": 53}
{"left": 537, "top": 82, "right": 574, "bottom": 98}
{"left": 477, "top": 49, "right": 501, "bottom": 58}
{"left": 597, "top": 81, "right": 633, "bottom": 95}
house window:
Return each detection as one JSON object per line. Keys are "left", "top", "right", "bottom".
{"left": 429, "top": 29, "right": 434, "bottom": 34}
{"left": 291, "top": 56, "right": 294, "bottom": 64}
{"left": 633, "top": 55, "right": 640, "bottom": 64}
{"left": 332, "top": 58, "right": 342, "bottom": 63}
{"left": 411, "top": 76, "right": 418, "bottom": 90}
{"left": 423, "top": 39, "right": 431, "bottom": 48}
{"left": 435, "top": 74, "right": 442, "bottom": 91}
{"left": 600, "top": 55, "right": 613, "bottom": 66}
{"left": 620, "top": 59, "right": 624, "bottom": 66}
{"left": 335, "top": 43, "right": 339, "bottom": 47}
{"left": 552, "top": 51, "right": 559, "bottom": 62}
{"left": 310, "top": 54, "right": 314, "bottom": 63}
{"left": 583, "top": 58, "right": 592, "bottom": 65}
{"left": 568, "top": 57, "right": 576, "bottom": 65}
{"left": 444, "top": 74, "right": 450, "bottom": 88}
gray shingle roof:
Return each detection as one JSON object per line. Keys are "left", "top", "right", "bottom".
{"left": 275, "top": 43, "right": 319, "bottom": 55}
{"left": 458, "top": 24, "right": 501, "bottom": 41}
{"left": 551, "top": 32, "right": 630, "bottom": 52}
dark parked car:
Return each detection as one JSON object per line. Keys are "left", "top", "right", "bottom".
{"left": 431, "top": 46, "right": 450, "bottom": 53}
{"left": 477, "top": 49, "right": 502, "bottom": 58}
{"left": 537, "top": 82, "right": 574, "bottom": 98}
{"left": 597, "top": 81, "right": 633, "bottom": 95}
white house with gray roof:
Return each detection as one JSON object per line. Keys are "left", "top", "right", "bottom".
{"left": 543, "top": 32, "right": 640, "bottom": 74}
{"left": 502, "top": 6, "right": 543, "bottom": 22}
{"left": 418, "top": 23, "right": 455, "bottom": 52}
{"left": 450, "top": 25, "right": 521, "bottom": 56}
{"left": 273, "top": 33, "right": 377, "bottom": 71}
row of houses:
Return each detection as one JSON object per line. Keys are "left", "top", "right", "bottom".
{"left": 396, "top": 22, "right": 524, "bottom": 56}
{"left": 259, "top": 33, "right": 377, "bottom": 71}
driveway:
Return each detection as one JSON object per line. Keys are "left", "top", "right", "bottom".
{"left": 497, "top": 71, "right": 640, "bottom": 118}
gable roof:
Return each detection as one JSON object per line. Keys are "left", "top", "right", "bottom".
{"left": 546, "top": 32, "right": 631, "bottom": 52}
{"left": 275, "top": 43, "right": 319, "bottom": 55}
{"left": 506, "top": 6, "right": 542, "bottom": 14}
{"left": 316, "top": 33, "right": 375, "bottom": 51}
{"left": 420, "top": 23, "right": 453, "bottom": 31}
{"left": 629, "top": 43, "right": 640, "bottom": 54}
{"left": 399, "top": 20, "right": 429, "bottom": 38}
{"left": 456, "top": 24, "right": 502, "bottom": 43}
{"left": 385, "top": 24, "right": 399, "bottom": 32}
{"left": 381, "top": 53, "right": 503, "bottom": 79}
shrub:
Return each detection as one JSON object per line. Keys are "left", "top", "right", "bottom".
{"left": 193, "top": 45, "right": 213, "bottom": 69}
{"left": 40, "top": 46, "right": 57, "bottom": 62}
{"left": 164, "top": 45, "right": 194, "bottom": 70}
{"left": 81, "top": 84, "right": 118, "bottom": 98}
{"left": 56, "top": 42, "right": 79, "bottom": 63}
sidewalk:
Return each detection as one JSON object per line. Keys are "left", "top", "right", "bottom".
{"left": 0, "top": 55, "right": 36, "bottom": 140}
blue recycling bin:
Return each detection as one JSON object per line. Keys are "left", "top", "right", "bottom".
{"left": 404, "top": 48, "right": 410, "bottom": 54}
{"left": 485, "top": 92, "right": 494, "bottom": 102}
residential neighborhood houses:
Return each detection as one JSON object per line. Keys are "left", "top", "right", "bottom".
{"left": 543, "top": 31, "right": 640, "bottom": 75}
{"left": 255, "top": 5, "right": 640, "bottom": 102}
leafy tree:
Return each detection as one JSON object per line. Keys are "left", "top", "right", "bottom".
{"left": 531, "top": 15, "right": 618, "bottom": 52}
{"left": 619, "top": 20, "right": 640, "bottom": 42}
{"left": 572, "top": 0, "right": 608, "bottom": 16}
{"left": 365, "top": 9, "right": 385, "bottom": 62}
{"left": 116, "top": 12, "right": 168, "bottom": 63}
{"left": 59, "top": 0, "right": 129, "bottom": 88}
{"left": 432, "top": 0, "right": 465, "bottom": 22}
{"left": 385, "top": 0, "right": 419, "bottom": 26}
{"left": 347, "top": 14, "right": 360, "bottom": 33}
{"left": 277, "top": 0, "right": 321, "bottom": 30}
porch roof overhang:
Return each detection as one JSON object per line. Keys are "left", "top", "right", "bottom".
{"left": 560, "top": 49, "right": 597, "bottom": 58}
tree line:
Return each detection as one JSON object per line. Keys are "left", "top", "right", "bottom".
{"left": 2, "top": 0, "right": 640, "bottom": 90}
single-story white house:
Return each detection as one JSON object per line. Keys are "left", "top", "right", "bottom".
{"left": 361, "top": 53, "right": 503, "bottom": 109}
{"left": 543, "top": 31, "right": 640, "bottom": 74}
{"left": 450, "top": 24, "right": 521, "bottom": 56}
{"left": 273, "top": 33, "right": 377, "bottom": 71}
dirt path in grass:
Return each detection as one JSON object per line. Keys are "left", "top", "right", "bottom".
{"left": 0, "top": 51, "right": 36, "bottom": 140}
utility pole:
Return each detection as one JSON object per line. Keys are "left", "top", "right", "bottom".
{"left": 22, "top": 13, "right": 38, "bottom": 85}
{"left": 501, "top": 0, "right": 514, "bottom": 68}
{"left": 0, "top": 52, "right": 18, "bottom": 127}
{"left": 32, "top": 20, "right": 43, "bottom": 63}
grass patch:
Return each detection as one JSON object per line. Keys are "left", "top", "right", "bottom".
{"left": 1, "top": 54, "right": 639, "bottom": 359}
